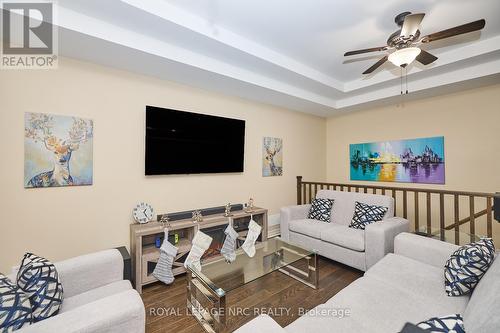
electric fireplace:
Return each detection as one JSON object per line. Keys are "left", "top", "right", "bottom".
{"left": 201, "top": 223, "right": 229, "bottom": 260}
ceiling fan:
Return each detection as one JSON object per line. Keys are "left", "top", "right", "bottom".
{"left": 344, "top": 12, "right": 486, "bottom": 74}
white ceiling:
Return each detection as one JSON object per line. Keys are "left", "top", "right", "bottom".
{"left": 52, "top": 0, "right": 500, "bottom": 116}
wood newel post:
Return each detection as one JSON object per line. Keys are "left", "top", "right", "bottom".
{"left": 486, "top": 196, "right": 493, "bottom": 238}
{"left": 297, "top": 176, "right": 303, "bottom": 205}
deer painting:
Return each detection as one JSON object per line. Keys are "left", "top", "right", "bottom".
{"left": 25, "top": 113, "right": 93, "bottom": 188}
{"left": 263, "top": 137, "right": 283, "bottom": 177}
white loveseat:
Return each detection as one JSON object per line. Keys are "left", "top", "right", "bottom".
{"left": 236, "top": 233, "right": 500, "bottom": 333}
{"left": 10, "top": 249, "right": 145, "bottom": 333}
{"left": 281, "top": 189, "right": 409, "bottom": 271}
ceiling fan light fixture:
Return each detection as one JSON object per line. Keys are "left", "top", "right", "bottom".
{"left": 388, "top": 47, "right": 421, "bottom": 67}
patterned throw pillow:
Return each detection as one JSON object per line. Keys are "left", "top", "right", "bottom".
{"left": 444, "top": 238, "right": 495, "bottom": 296}
{"left": 0, "top": 273, "right": 32, "bottom": 331}
{"left": 308, "top": 198, "right": 334, "bottom": 222}
{"left": 417, "top": 314, "right": 465, "bottom": 332}
{"left": 16, "top": 253, "right": 63, "bottom": 322}
{"left": 349, "top": 201, "right": 388, "bottom": 230}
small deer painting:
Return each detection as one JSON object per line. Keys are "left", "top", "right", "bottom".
{"left": 262, "top": 137, "right": 283, "bottom": 177}
{"left": 24, "top": 113, "right": 93, "bottom": 188}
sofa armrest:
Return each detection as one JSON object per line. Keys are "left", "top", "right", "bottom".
{"left": 18, "top": 289, "right": 145, "bottom": 333}
{"left": 365, "top": 217, "right": 410, "bottom": 269}
{"left": 394, "top": 232, "right": 459, "bottom": 269}
{"left": 55, "top": 249, "right": 124, "bottom": 298}
{"left": 233, "top": 315, "right": 287, "bottom": 333}
{"left": 280, "top": 204, "right": 311, "bottom": 241}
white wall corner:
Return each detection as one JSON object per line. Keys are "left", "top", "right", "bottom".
{"left": 268, "top": 213, "right": 280, "bottom": 226}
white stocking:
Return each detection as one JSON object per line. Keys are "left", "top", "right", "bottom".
{"left": 220, "top": 224, "right": 238, "bottom": 263}
{"left": 184, "top": 231, "right": 213, "bottom": 271}
{"left": 153, "top": 230, "right": 178, "bottom": 284}
{"left": 242, "top": 220, "right": 262, "bottom": 258}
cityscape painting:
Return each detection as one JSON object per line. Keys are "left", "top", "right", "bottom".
{"left": 350, "top": 136, "right": 445, "bottom": 184}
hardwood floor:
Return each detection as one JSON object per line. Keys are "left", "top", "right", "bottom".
{"left": 141, "top": 257, "right": 362, "bottom": 333}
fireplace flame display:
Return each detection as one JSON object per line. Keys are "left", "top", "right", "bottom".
{"left": 201, "top": 224, "right": 229, "bottom": 260}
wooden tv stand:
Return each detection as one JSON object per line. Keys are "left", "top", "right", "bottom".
{"left": 130, "top": 207, "right": 268, "bottom": 293}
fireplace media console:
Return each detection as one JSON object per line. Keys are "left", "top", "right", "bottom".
{"left": 130, "top": 207, "right": 268, "bottom": 293}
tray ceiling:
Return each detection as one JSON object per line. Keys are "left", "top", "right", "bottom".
{"left": 51, "top": 0, "right": 500, "bottom": 116}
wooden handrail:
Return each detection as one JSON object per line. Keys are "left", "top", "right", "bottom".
{"left": 296, "top": 176, "right": 497, "bottom": 245}
{"left": 297, "top": 180, "right": 493, "bottom": 198}
{"left": 444, "top": 209, "right": 488, "bottom": 230}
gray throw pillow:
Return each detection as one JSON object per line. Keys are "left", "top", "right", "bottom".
{"left": 417, "top": 314, "right": 465, "bottom": 332}
{"left": 349, "top": 201, "right": 388, "bottom": 230}
{"left": 0, "top": 273, "right": 32, "bottom": 331}
{"left": 17, "top": 253, "right": 63, "bottom": 322}
{"left": 308, "top": 198, "right": 334, "bottom": 222}
{"left": 444, "top": 238, "right": 495, "bottom": 296}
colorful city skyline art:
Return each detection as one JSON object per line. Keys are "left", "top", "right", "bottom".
{"left": 350, "top": 136, "right": 445, "bottom": 184}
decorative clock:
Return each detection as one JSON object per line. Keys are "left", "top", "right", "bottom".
{"left": 133, "top": 202, "right": 154, "bottom": 224}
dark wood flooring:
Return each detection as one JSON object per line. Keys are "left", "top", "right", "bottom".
{"left": 142, "top": 257, "right": 362, "bottom": 333}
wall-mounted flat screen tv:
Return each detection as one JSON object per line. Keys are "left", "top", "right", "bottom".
{"left": 145, "top": 106, "right": 245, "bottom": 175}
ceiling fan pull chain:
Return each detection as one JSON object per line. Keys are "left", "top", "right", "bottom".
{"left": 405, "top": 67, "right": 409, "bottom": 95}
{"left": 400, "top": 67, "right": 403, "bottom": 95}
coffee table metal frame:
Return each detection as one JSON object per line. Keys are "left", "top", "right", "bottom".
{"left": 186, "top": 240, "right": 318, "bottom": 333}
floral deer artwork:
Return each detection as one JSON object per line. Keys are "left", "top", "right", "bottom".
{"left": 25, "top": 113, "right": 93, "bottom": 188}
{"left": 263, "top": 137, "right": 283, "bottom": 177}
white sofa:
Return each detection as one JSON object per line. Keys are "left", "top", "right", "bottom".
{"left": 10, "top": 249, "right": 145, "bottom": 333}
{"left": 236, "top": 233, "right": 500, "bottom": 333}
{"left": 281, "top": 189, "right": 409, "bottom": 271}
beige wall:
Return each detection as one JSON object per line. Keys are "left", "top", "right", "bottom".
{"left": 1, "top": 55, "right": 499, "bottom": 273}
{"left": 0, "top": 57, "right": 326, "bottom": 273}
{"left": 326, "top": 84, "right": 500, "bottom": 241}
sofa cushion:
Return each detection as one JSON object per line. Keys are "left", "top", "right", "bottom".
{"left": 366, "top": 254, "right": 469, "bottom": 314}
{"left": 0, "top": 273, "right": 32, "bottom": 331}
{"left": 327, "top": 277, "right": 469, "bottom": 332}
{"left": 316, "top": 190, "right": 393, "bottom": 225}
{"left": 288, "top": 219, "right": 333, "bottom": 239}
{"left": 307, "top": 198, "right": 334, "bottom": 222}
{"left": 417, "top": 314, "right": 465, "bottom": 333}
{"left": 464, "top": 254, "right": 500, "bottom": 333}
{"left": 349, "top": 201, "right": 388, "bottom": 230}
{"left": 61, "top": 280, "right": 132, "bottom": 313}
{"left": 288, "top": 276, "right": 457, "bottom": 333}
{"left": 444, "top": 238, "right": 495, "bottom": 296}
{"left": 320, "top": 224, "right": 365, "bottom": 252}
{"left": 285, "top": 303, "right": 367, "bottom": 333}
{"left": 234, "top": 314, "right": 287, "bottom": 333}
{"left": 17, "top": 253, "right": 64, "bottom": 322}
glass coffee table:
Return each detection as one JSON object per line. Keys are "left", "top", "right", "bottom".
{"left": 186, "top": 237, "right": 318, "bottom": 333}
{"left": 414, "top": 227, "right": 481, "bottom": 246}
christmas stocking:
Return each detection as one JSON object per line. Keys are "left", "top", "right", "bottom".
{"left": 242, "top": 220, "right": 262, "bottom": 258}
{"left": 184, "top": 231, "right": 213, "bottom": 271}
{"left": 220, "top": 224, "right": 238, "bottom": 263}
{"left": 153, "top": 229, "right": 178, "bottom": 285}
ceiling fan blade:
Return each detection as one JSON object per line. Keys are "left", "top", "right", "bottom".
{"left": 400, "top": 13, "right": 425, "bottom": 38}
{"left": 362, "top": 55, "right": 388, "bottom": 74}
{"left": 344, "top": 46, "right": 387, "bottom": 56}
{"left": 421, "top": 19, "right": 485, "bottom": 43}
{"left": 415, "top": 50, "right": 438, "bottom": 65}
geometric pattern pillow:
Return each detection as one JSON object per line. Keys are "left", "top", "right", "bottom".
{"left": 444, "top": 238, "right": 495, "bottom": 296}
{"left": 308, "top": 198, "right": 334, "bottom": 223}
{"left": 0, "top": 273, "right": 32, "bottom": 332}
{"left": 349, "top": 201, "right": 388, "bottom": 230}
{"left": 16, "top": 253, "right": 63, "bottom": 322}
{"left": 416, "top": 314, "right": 465, "bottom": 333}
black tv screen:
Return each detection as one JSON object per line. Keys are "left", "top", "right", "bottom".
{"left": 145, "top": 106, "right": 245, "bottom": 175}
